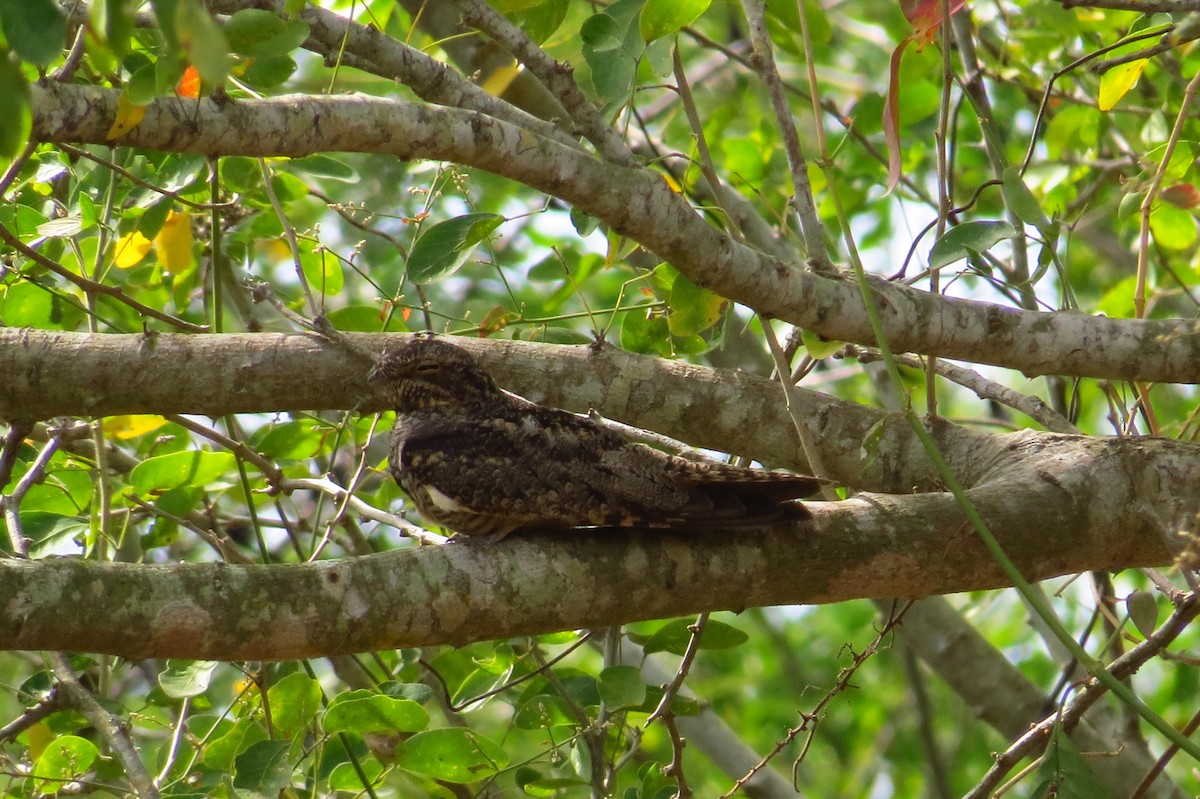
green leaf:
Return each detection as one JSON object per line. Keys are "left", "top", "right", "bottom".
{"left": 252, "top": 421, "right": 324, "bottom": 460}
{"left": 93, "top": 0, "right": 134, "bottom": 59}
{"left": 516, "top": 767, "right": 590, "bottom": 796}
{"left": 407, "top": 213, "right": 504, "bottom": 284}
{"left": 224, "top": 9, "right": 310, "bottom": 58}
{"left": 928, "top": 221, "right": 1017, "bottom": 270}
{"left": 0, "top": 56, "right": 32, "bottom": 159}
{"left": 1045, "top": 105, "right": 1100, "bottom": 160}
{"left": 176, "top": 0, "right": 230, "bottom": 88}
{"left": 1095, "top": 275, "right": 1136, "bottom": 319}
{"left": 1002, "top": 166, "right": 1052, "bottom": 231}
{"left": 452, "top": 666, "right": 512, "bottom": 708}
{"left": 1, "top": 282, "right": 83, "bottom": 330}
{"left": 667, "top": 274, "right": 724, "bottom": 336}
{"left": 33, "top": 736, "right": 99, "bottom": 791}
{"left": 1126, "top": 591, "right": 1159, "bottom": 639}
{"left": 299, "top": 246, "right": 344, "bottom": 296}
{"left": 324, "top": 305, "right": 387, "bottom": 332}
{"left": 288, "top": 154, "right": 358, "bottom": 182}
{"left": 396, "top": 728, "right": 508, "bottom": 783}
{"left": 267, "top": 672, "right": 323, "bottom": 734}
{"left": 159, "top": 660, "right": 219, "bottom": 698}
{"left": 1149, "top": 203, "right": 1197, "bottom": 251}
{"left": 620, "top": 306, "right": 669, "bottom": 355}
{"left": 129, "top": 450, "right": 237, "bottom": 494}
{"left": 126, "top": 62, "right": 159, "bottom": 105}
{"left": 634, "top": 617, "right": 750, "bottom": 655}
{"left": 380, "top": 681, "right": 434, "bottom": 705}
{"left": 0, "top": 0, "right": 68, "bottom": 67}
{"left": 322, "top": 690, "right": 429, "bottom": 734}
{"left": 204, "top": 720, "right": 267, "bottom": 771}
{"left": 800, "top": 328, "right": 843, "bottom": 359}
{"left": 240, "top": 54, "right": 298, "bottom": 88}
{"left": 581, "top": 0, "right": 645, "bottom": 105}
{"left": 599, "top": 666, "right": 646, "bottom": 709}
{"left": 639, "top": 0, "right": 710, "bottom": 42}
{"left": 513, "top": 695, "right": 580, "bottom": 730}
{"left": 0, "top": 203, "right": 47, "bottom": 235}
{"left": 328, "top": 759, "right": 385, "bottom": 790}
{"left": 232, "top": 740, "right": 291, "bottom": 795}
{"left": 1037, "top": 725, "right": 1110, "bottom": 798}
{"left": 515, "top": 0, "right": 569, "bottom": 44}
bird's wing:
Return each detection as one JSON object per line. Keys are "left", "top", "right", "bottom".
{"left": 398, "top": 411, "right": 673, "bottom": 528}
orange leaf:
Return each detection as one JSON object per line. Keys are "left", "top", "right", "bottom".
{"left": 883, "top": 37, "right": 911, "bottom": 195}
{"left": 154, "top": 210, "right": 194, "bottom": 274}
{"left": 107, "top": 92, "right": 147, "bottom": 139}
{"left": 113, "top": 231, "right": 154, "bottom": 268}
{"left": 478, "top": 305, "right": 511, "bottom": 337}
{"left": 901, "top": 0, "right": 968, "bottom": 48}
{"left": 176, "top": 65, "right": 201, "bottom": 98}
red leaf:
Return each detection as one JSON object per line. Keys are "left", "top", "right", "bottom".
{"left": 883, "top": 37, "right": 911, "bottom": 195}
{"left": 1161, "top": 183, "right": 1200, "bottom": 210}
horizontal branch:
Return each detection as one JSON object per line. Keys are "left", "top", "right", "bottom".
{"left": 28, "top": 83, "right": 1200, "bottom": 383}
{"left": 0, "top": 329, "right": 979, "bottom": 493}
{"left": 0, "top": 459, "right": 1182, "bottom": 659}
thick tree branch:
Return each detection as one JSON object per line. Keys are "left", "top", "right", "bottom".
{"left": 26, "top": 83, "right": 1200, "bottom": 383}
{"left": 2, "top": 428, "right": 1191, "bottom": 659}
{"left": 0, "top": 329, "right": 1032, "bottom": 494}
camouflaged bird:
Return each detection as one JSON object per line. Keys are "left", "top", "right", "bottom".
{"left": 369, "top": 337, "right": 822, "bottom": 541}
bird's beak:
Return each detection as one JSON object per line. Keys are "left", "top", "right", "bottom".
{"left": 367, "top": 364, "right": 383, "bottom": 383}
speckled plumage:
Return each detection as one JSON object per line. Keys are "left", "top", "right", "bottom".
{"left": 369, "top": 337, "right": 821, "bottom": 540}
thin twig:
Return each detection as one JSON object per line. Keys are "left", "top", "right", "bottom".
{"left": 0, "top": 223, "right": 209, "bottom": 332}
{"left": 57, "top": 143, "right": 240, "bottom": 211}
{"left": 965, "top": 592, "right": 1200, "bottom": 797}
{"left": 449, "top": 0, "right": 633, "bottom": 165}
{"left": 50, "top": 653, "right": 161, "bottom": 799}
{"left": 2, "top": 432, "right": 64, "bottom": 557}
{"left": 844, "top": 346, "right": 1079, "bottom": 433}
{"left": 646, "top": 613, "right": 710, "bottom": 728}
{"left": 761, "top": 321, "right": 833, "bottom": 489}
{"left": 739, "top": 0, "right": 830, "bottom": 268}
{"left": 721, "top": 603, "right": 909, "bottom": 797}
{"left": 671, "top": 46, "right": 744, "bottom": 241}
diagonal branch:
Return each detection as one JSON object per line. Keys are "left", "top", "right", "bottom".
{"left": 27, "top": 83, "right": 1200, "bottom": 383}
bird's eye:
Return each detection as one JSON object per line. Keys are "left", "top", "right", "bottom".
{"left": 415, "top": 363, "right": 441, "bottom": 374}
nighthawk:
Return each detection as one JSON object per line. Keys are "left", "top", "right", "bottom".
{"left": 369, "top": 337, "right": 822, "bottom": 541}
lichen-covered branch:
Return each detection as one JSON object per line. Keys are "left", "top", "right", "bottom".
{"left": 1, "top": 430, "right": 1190, "bottom": 659}
{"left": 27, "top": 83, "right": 1200, "bottom": 383}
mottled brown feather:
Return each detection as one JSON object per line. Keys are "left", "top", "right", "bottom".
{"left": 370, "top": 337, "right": 822, "bottom": 540}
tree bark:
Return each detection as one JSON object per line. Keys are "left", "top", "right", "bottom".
{"left": 26, "top": 82, "right": 1200, "bottom": 383}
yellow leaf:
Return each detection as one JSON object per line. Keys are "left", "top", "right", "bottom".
{"left": 479, "top": 59, "right": 521, "bottom": 97}
{"left": 255, "top": 237, "right": 292, "bottom": 263}
{"left": 102, "top": 415, "right": 168, "bottom": 440}
{"left": 107, "top": 92, "right": 148, "bottom": 139}
{"left": 26, "top": 721, "right": 53, "bottom": 761}
{"left": 113, "top": 231, "right": 153, "bottom": 268}
{"left": 1098, "top": 59, "right": 1147, "bottom": 111}
{"left": 154, "top": 210, "right": 194, "bottom": 274}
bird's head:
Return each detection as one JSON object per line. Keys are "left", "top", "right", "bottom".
{"left": 369, "top": 336, "right": 501, "bottom": 413}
